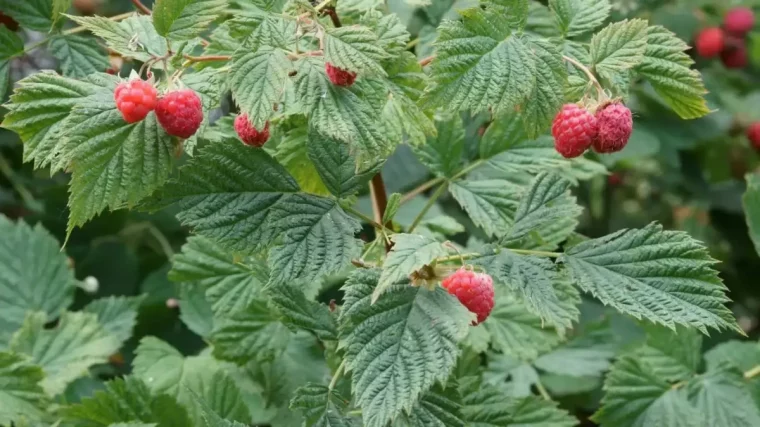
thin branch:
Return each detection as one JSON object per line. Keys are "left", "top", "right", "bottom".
{"left": 370, "top": 174, "right": 391, "bottom": 251}
{"left": 21, "top": 12, "right": 133, "bottom": 56}
{"left": 131, "top": 0, "right": 152, "bottom": 14}
{"left": 561, "top": 54, "right": 605, "bottom": 96}
{"left": 328, "top": 359, "right": 346, "bottom": 391}
{"left": 322, "top": 6, "right": 342, "bottom": 28}
{"left": 419, "top": 54, "right": 436, "bottom": 67}
{"left": 314, "top": 0, "right": 333, "bottom": 12}
{"left": 345, "top": 206, "right": 393, "bottom": 236}
{"left": 401, "top": 177, "right": 445, "bottom": 204}
{"left": 745, "top": 365, "right": 760, "bottom": 380}
{"left": 509, "top": 248, "right": 562, "bottom": 258}
{"left": 183, "top": 54, "right": 231, "bottom": 63}
{"left": 408, "top": 183, "right": 447, "bottom": 233}
{"left": 535, "top": 379, "right": 551, "bottom": 401}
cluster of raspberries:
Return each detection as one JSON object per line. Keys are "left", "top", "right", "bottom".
{"left": 551, "top": 102, "right": 633, "bottom": 158}
{"left": 695, "top": 7, "right": 755, "bottom": 68}
{"left": 114, "top": 63, "right": 357, "bottom": 147}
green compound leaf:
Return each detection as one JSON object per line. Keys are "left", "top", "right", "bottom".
{"left": 462, "top": 381, "right": 576, "bottom": 427}
{"left": 0, "top": 351, "right": 49, "bottom": 425}
{"left": 324, "top": 25, "right": 389, "bottom": 75}
{"left": 66, "top": 15, "right": 169, "bottom": 63}
{"left": 152, "top": 0, "right": 227, "bottom": 40}
{"left": 0, "top": 0, "right": 53, "bottom": 31}
{"left": 339, "top": 269, "right": 472, "bottom": 427}
{"left": 521, "top": 36, "right": 566, "bottom": 139}
{"left": 210, "top": 299, "right": 291, "bottom": 364}
{"left": 307, "top": 131, "right": 381, "bottom": 199}
{"left": 63, "top": 376, "right": 192, "bottom": 427}
{"left": 633, "top": 324, "right": 702, "bottom": 382}
{"left": 424, "top": 6, "right": 537, "bottom": 116}
{"left": 549, "top": 0, "right": 611, "bottom": 37}
{"left": 396, "top": 382, "right": 466, "bottom": 427}
{"left": 290, "top": 383, "right": 360, "bottom": 427}
{"left": 373, "top": 233, "right": 448, "bottom": 302}
{"left": 82, "top": 295, "right": 145, "bottom": 346}
{"left": 49, "top": 34, "right": 110, "bottom": 78}
{"left": 744, "top": 173, "right": 760, "bottom": 257}
{"left": 687, "top": 365, "right": 760, "bottom": 427}
{"left": 0, "top": 26, "right": 23, "bottom": 100}
{"left": 635, "top": 25, "right": 709, "bottom": 120}
{"left": 413, "top": 113, "right": 465, "bottom": 178}
{"left": 590, "top": 19, "right": 648, "bottom": 81}
{"left": 560, "top": 222, "right": 739, "bottom": 334}
{"left": 229, "top": 46, "right": 292, "bottom": 129}
{"left": 267, "top": 284, "right": 338, "bottom": 341}
{"left": 449, "top": 179, "right": 523, "bottom": 239}
{"left": 10, "top": 311, "right": 120, "bottom": 396}
{"left": 178, "top": 283, "right": 214, "bottom": 338}
{"left": 0, "top": 216, "right": 76, "bottom": 344}
{"left": 169, "top": 235, "right": 268, "bottom": 317}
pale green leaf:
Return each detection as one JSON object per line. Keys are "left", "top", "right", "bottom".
{"left": 0, "top": 352, "right": 49, "bottom": 425}
{"left": 521, "top": 37, "right": 566, "bottom": 139}
{"left": 63, "top": 376, "right": 191, "bottom": 427}
{"left": 273, "top": 127, "right": 330, "bottom": 196}
{"left": 0, "top": 26, "right": 22, "bottom": 99}
{"left": 561, "top": 222, "right": 739, "bottom": 334}
{"left": 339, "top": 269, "right": 472, "bottom": 427}
{"left": 549, "top": 0, "right": 610, "bottom": 37}
{"left": 397, "top": 382, "right": 465, "bottom": 427}
{"left": 290, "top": 383, "right": 359, "bottom": 427}
{"left": 479, "top": 112, "right": 527, "bottom": 159}
{"left": 635, "top": 26, "right": 709, "bottom": 119}
{"left": 633, "top": 324, "right": 701, "bottom": 382}
{"left": 484, "top": 354, "right": 540, "bottom": 397}
{"left": 413, "top": 113, "right": 465, "bottom": 178}
{"left": 65, "top": 15, "right": 168, "bottom": 62}
{"left": 211, "top": 300, "right": 291, "bottom": 364}
{"left": 230, "top": 47, "right": 292, "bottom": 129}
{"left": 0, "top": 0, "right": 52, "bottom": 31}
{"left": 364, "top": 13, "right": 409, "bottom": 56}
{"left": 52, "top": 0, "right": 71, "bottom": 26}
{"left": 462, "top": 383, "right": 576, "bottom": 427}
{"left": 307, "top": 131, "right": 381, "bottom": 198}
{"left": 704, "top": 340, "right": 760, "bottom": 372}
{"left": 687, "top": 365, "right": 760, "bottom": 427}
{"left": 383, "top": 193, "right": 402, "bottom": 225}
{"left": 534, "top": 347, "right": 612, "bottom": 378}
{"left": 0, "top": 216, "right": 76, "bottom": 344}
{"left": 10, "top": 311, "right": 120, "bottom": 396}
{"left": 324, "top": 26, "right": 388, "bottom": 75}
{"left": 590, "top": 19, "right": 648, "bottom": 81}
{"left": 178, "top": 283, "right": 214, "bottom": 337}
{"left": 267, "top": 284, "right": 338, "bottom": 341}
{"left": 82, "top": 295, "right": 145, "bottom": 345}
{"left": 152, "top": 0, "right": 226, "bottom": 40}
{"left": 744, "top": 173, "right": 760, "bottom": 257}
{"left": 449, "top": 179, "right": 522, "bottom": 238}
{"left": 373, "top": 233, "right": 448, "bottom": 302}
{"left": 50, "top": 34, "right": 109, "bottom": 78}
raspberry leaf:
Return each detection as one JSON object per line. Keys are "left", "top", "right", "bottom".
{"left": 0, "top": 216, "right": 76, "bottom": 344}
{"left": 10, "top": 311, "right": 120, "bottom": 396}
{"left": 521, "top": 37, "right": 566, "bottom": 139}
{"left": 397, "top": 382, "right": 466, "bottom": 427}
{"left": 63, "top": 376, "right": 192, "bottom": 426}
{"left": 66, "top": 15, "right": 168, "bottom": 62}
{"left": 339, "top": 269, "right": 472, "bottom": 427}
{"left": 373, "top": 233, "right": 448, "bottom": 302}
{"left": 267, "top": 284, "right": 338, "bottom": 341}
{"left": 230, "top": 46, "right": 293, "bottom": 129}
{"left": 704, "top": 341, "right": 760, "bottom": 373}
{"left": 462, "top": 382, "right": 576, "bottom": 427}
{"left": 635, "top": 26, "right": 709, "bottom": 119}
{"left": 0, "top": 352, "right": 48, "bottom": 425}
{"left": 686, "top": 366, "right": 760, "bottom": 427}
{"left": 590, "top": 19, "right": 648, "bottom": 82}
{"left": 82, "top": 295, "right": 145, "bottom": 346}
{"left": 631, "top": 325, "right": 702, "bottom": 382}
{"left": 561, "top": 222, "right": 740, "bottom": 334}
{"left": 449, "top": 179, "right": 523, "bottom": 239}
{"left": 0, "top": 26, "right": 22, "bottom": 99}
{"left": 307, "top": 131, "right": 382, "bottom": 198}
{"left": 0, "top": 0, "right": 53, "bottom": 31}
{"left": 289, "top": 384, "right": 359, "bottom": 427}
{"left": 324, "top": 26, "right": 389, "bottom": 75}
{"left": 210, "top": 299, "right": 291, "bottom": 364}
{"left": 49, "top": 34, "right": 110, "bottom": 78}
{"left": 744, "top": 173, "right": 760, "bottom": 257}
{"left": 152, "top": 0, "right": 227, "bottom": 41}
{"left": 178, "top": 283, "right": 214, "bottom": 338}
{"left": 413, "top": 112, "right": 465, "bottom": 178}
{"left": 550, "top": 0, "right": 611, "bottom": 37}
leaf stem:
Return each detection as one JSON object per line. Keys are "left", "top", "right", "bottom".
{"left": 561, "top": 54, "right": 605, "bottom": 96}
{"left": 509, "top": 248, "right": 562, "bottom": 258}
{"left": 21, "top": 12, "right": 134, "bottom": 56}
{"left": 401, "top": 177, "right": 445, "bottom": 205}
{"left": 434, "top": 252, "right": 482, "bottom": 264}
{"left": 535, "top": 379, "right": 551, "bottom": 400}
{"left": 322, "top": 5, "right": 342, "bottom": 28}
{"left": 745, "top": 365, "right": 760, "bottom": 380}
{"left": 345, "top": 206, "right": 393, "bottom": 236}
{"left": 131, "top": 0, "right": 152, "bottom": 14}
{"left": 314, "top": 0, "right": 334, "bottom": 12}
{"left": 0, "top": 154, "right": 36, "bottom": 208}
{"left": 183, "top": 54, "right": 231, "bottom": 63}
{"left": 451, "top": 159, "right": 485, "bottom": 181}
{"left": 370, "top": 173, "right": 392, "bottom": 252}
{"left": 408, "top": 183, "right": 447, "bottom": 233}
{"left": 329, "top": 359, "right": 346, "bottom": 391}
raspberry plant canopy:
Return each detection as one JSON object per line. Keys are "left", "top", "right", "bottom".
{"left": 1, "top": 0, "right": 759, "bottom": 426}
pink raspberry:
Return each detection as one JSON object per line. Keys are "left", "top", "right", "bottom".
{"left": 552, "top": 104, "right": 598, "bottom": 158}
{"left": 441, "top": 268, "right": 494, "bottom": 325}
{"left": 695, "top": 27, "right": 725, "bottom": 58}
{"left": 325, "top": 63, "right": 357, "bottom": 87}
{"left": 724, "top": 7, "right": 755, "bottom": 36}
{"left": 747, "top": 122, "right": 760, "bottom": 151}
{"left": 114, "top": 79, "right": 157, "bottom": 124}
{"left": 234, "top": 114, "right": 270, "bottom": 147}
{"left": 721, "top": 39, "right": 748, "bottom": 68}
{"left": 593, "top": 102, "right": 633, "bottom": 154}
{"left": 155, "top": 89, "right": 203, "bottom": 138}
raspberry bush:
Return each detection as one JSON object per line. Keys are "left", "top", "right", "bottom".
{"left": 1, "top": 0, "right": 760, "bottom": 426}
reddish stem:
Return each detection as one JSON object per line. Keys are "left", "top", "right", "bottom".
{"left": 131, "top": 0, "right": 151, "bottom": 14}
{"left": 370, "top": 174, "right": 391, "bottom": 252}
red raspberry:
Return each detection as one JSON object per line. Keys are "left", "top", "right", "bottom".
{"left": 325, "top": 63, "right": 357, "bottom": 87}
{"left": 0, "top": 12, "right": 19, "bottom": 31}
{"left": 441, "top": 268, "right": 494, "bottom": 325}
{"left": 593, "top": 102, "right": 633, "bottom": 154}
{"left": 695, "top": 27, "right": 725, "bottom": 58}
{"left": 552, "top": 104, "right": 598, "bottom": 158}
{"left": 234, "top": 114, "right": 270, "bottom": 147}
{"left": 747, "top": 122, "right": 760, "bottom": 151}
{"left": 155, "top": 89, "right": 203, "bottom": 138}
{"left": 114, "top": 79, "right": 158, "bottom": 124}
{"left": 721, "top": 40, "right": 748, "bottom": 68}
{"left": 724, "top": 7, "right": 755, "bottom": 36}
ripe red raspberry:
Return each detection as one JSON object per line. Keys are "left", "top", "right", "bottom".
{"left": 234, "top": 114, "right": 270, "bottom": 147}
{"left": 0, "top": 12, "right": 19, "bottom": 31}
{"left": 155, "top": 89, "right": 203, "bottom": 138}
{"left": 724, "top": 7, "right": 755, "bottom": 36}
{"left": 721, "top": 41, "right": 748, "bottom": 68}
{"left": 325, "top": 63, "right": 357, "bottom": 87}
{"left": 747, "top": 122, "right": 760, "bottom": 151}
{"left": 441, "top": 268, "right": 494, "bottom": 325}
{"left": 552, "top": 104, "right": 598, "bottom": 158}
{"left": 695, "top": 27, "right": 725, "bottom": 58}
{"left": 114, "top": 79, "right": 158, "bottom": 124}
{"left": 593, "top": 102, "right": 633, "bottom": 154}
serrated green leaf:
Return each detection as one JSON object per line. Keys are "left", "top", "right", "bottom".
{"left": 635, "top": 25, "right": 709, "bottom": 119}
{"left": 484, "top": 353, "right": 540, "bottom": 397}
{"left": 63, "top": 376, "right": 191, "bottom": 427}
{"left": 590, "top": 19, "right": 648, "bottom": 81}
{"left": 0, "top": 26, "right": 22, "bottom": 100}
{"left": 290, "top": 383, "right": 359, "bottom": 427}
{"left": 593, "top": 356, "right": 700, "bottom": 427}
{"left": 274, "top": 126, "right": 331, "bottom": 196}
{"left": 424, "top": 7, "right": 536, "bottom": 115}
{"left": 549, "top": 0, "right": 610, "bottom": 37}
{"left": 744, "top": 173, "right": 760, "bottom": 257}
{"left": 462, "top": 383, "right": 576, "bottom": 427}
{"left": 82, "top": 295, "right": 145, "bottom": 345}
{"left": 364, "top": 13, "right": 409, "bottom": 56}
{"left": 373, "top": 233, "right": 448, "bottom": 302}
{"left": 0, "top": 0, "right": 52, "bottom": 31}
{"left": 339, "top": 269, "right": 471, "bottom": 427}
{"left": 169, "top": 235, "right": 267, "bottom": 317}
{"left": 521, "top": 37, "right": 566, "bottom": 139}
{"left": 211, "top": 300, "right": 291, "bottom": 363}
{"left": 152, "top": 0, "right": 226, "bottom": 40}
{"left": 633, "top": 324, "right": 701, "bottom": 382}
{"left": 419, "top": 215, "right": 465, "bottom": 237}
{"left": 133, "top": 337, "right": 249, "bottom": 425}
{"left": 66, "top": 15, "right": 168, "bottom": 62}
{"left": 10, "top": 311, "right": 120, "bottom": 396}
{"left": 397, "top": 382, "right": 465, "bottom": 427}
{"left": 449, "top": 179, "right": 523, "bottom": 238}
{"left": 307, "top": 131, "right": 381, "bottom": 198}
{"left": 534, "top": 347, "right": 612, "bottom": 378}
{"left": 230, "top": 47, "right": 292, "bottom": 129}
{"left": 704, "top": 340, "right": 760, "bottom": 372}
{"left": 1, "top": 71, "right": 98, "bottom": 171}
{"left": 51, "top": 0, "right": 70, "bottom": 26}
{"left": 324, "top": 26, "right": 388, "bottom": 75}
{"left": 0, "top": 216, "right": 76, "bottom": 344}
{"left": 479, "top": 112, "right": 527, "bottom": 159}
{"left": 560, "top": 222, "right": 739, "bottom": 334}
{"left": 687, "top": 365, "right": 760, "bottom": 427}
{"left": 267, "top": 284, "right": 338, "bottom": 341}
{"left": 178, "top": 283, "right": 214, "bottom": 337}
{"left": 383, "top": 193, "right": 402, "bottom": 225}
{"left": 50, "top": 34, "right": 109, "bottom": 78}
{"left": 413, "top": 113, "right": 465, "bottom": 178}
{"left": 0, "top": 352, "right": 49, "bottom": 425}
